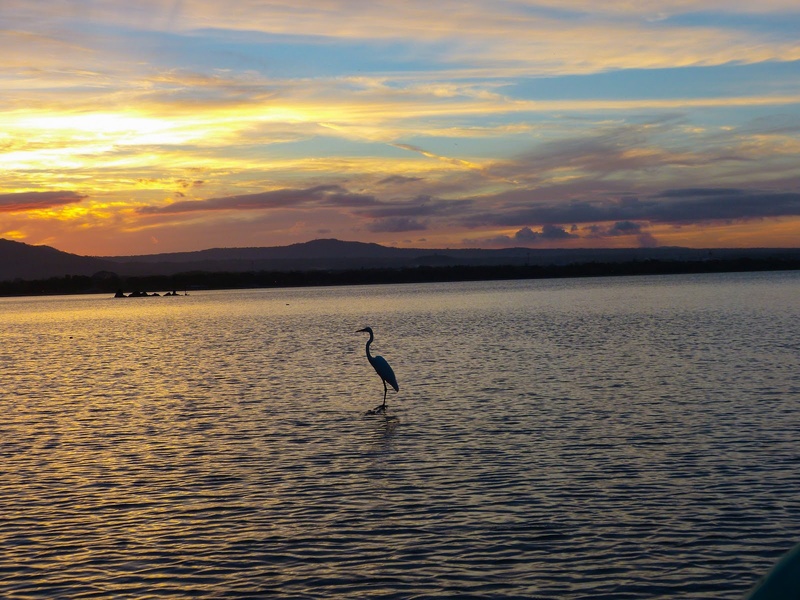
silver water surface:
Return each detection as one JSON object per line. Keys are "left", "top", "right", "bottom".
{"left": 1, "top": 272, "right": 799, "bottom": 598}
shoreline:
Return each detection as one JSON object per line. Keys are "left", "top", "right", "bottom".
{"left": 1, "top": 256, "right": 798, "bottom": 298}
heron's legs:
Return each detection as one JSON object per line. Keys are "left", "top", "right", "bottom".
{"left": 370, "top": 380, "right": 388, "bottom": 414}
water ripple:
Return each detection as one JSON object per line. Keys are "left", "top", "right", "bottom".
{"left": 1, "top": 275, "right": 799, "bottom": 598}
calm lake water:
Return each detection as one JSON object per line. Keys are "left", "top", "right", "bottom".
{"left": 1, "top": 272, "right": 799, "bottom": 599}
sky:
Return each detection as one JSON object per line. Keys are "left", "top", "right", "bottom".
{"left": 2, "top": 1, "right": 800, "bottom": 256}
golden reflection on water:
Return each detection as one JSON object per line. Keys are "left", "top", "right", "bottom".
{"left": 1, "top": 274, "right": 799, "bottom": 598}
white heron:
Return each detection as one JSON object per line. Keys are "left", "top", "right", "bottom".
{"left": 357, "top": 327, "right": 399, "bottom": 413}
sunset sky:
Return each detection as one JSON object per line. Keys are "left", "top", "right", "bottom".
{"left": 2, "top": 1, "right": 799, "bottom": 256}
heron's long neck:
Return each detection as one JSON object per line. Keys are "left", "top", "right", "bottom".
{"left": 364, "top": 331, "right": 374, "bottom": 359}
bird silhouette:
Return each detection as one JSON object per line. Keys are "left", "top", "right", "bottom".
{"left": 357, "top": 327, "right": 399, "bottom": 414}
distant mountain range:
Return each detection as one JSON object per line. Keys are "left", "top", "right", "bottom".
{"left": 2, "top": 237, "right": 800, "bottom": 282}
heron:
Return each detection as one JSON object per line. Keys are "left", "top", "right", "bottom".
{"left": 357, "top": 327, "right": 399, "bottom": 414}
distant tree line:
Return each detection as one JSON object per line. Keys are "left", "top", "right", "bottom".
{"left": 0, "top": 256, "right": 799, "bottom": 297}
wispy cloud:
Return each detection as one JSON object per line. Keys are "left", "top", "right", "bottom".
{"left": 138, "top": 185, "right": 380, "bottom": 214}
{"left": 367, "top": 217, "right": 428, "bottom": 233}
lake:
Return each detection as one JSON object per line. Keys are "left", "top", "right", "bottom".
{"left": 1, "top": 271, "right": 799, "bottom": 599}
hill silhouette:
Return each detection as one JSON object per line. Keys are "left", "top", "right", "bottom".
{"left": 103, "top": 238, "right": 800, "bottom": 274}
{"left": 1, "top": 237, "right": 799, "bottom": 296}
{"left": 0, "top": 239, "right": 113, "bottom": 280}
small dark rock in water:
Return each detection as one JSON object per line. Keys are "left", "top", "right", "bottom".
{"left": 115, "top": 289, "right": 185, "bottom": 298}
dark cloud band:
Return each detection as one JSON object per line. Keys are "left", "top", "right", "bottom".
{"left": 0, "top": 191, "right": 86, "bottom": 212}
{"left": 138, "top": 185, "right": 379, "bottom": 214}
{"left": 463, "top": 188, "right": 800, "bottom": 228}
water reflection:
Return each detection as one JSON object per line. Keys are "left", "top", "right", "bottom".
{"left": 365, "top": 413, "right": 400, "bottom": 458}
{"left": 0, "top": 273, "right": 798, "bottom": 598}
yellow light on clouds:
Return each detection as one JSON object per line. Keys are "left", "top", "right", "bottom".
{"left": 10, "top": 111, "right": 204, "bottom": 146}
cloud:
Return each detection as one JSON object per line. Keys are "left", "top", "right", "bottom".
{"left": 486, "top": 118, "right": 748, "bottom": 187}
{"left": 532, "top": 224, "right": 576, "bottom": 240}
{"left": 582, "top": 220, "right": 659, "bottom": 246}
{"left": 392, "top": 143, "right": 491, "bottom": 177}
{"left": 637, "top": 233, "right": 660, "bottom": 248}
{"left": 0, "top": 191, "right": 86, "bottom": 212}
{"left": 378, "top": 175, "right": 424, "bottom": 186}
{"left": 655, "top": 188, "right": 745, "bottom": 198}
{"left": 608, "top": 220, "right": 643, "bottom": 235}
{"left": 367, "top": 217, "right": 428, "bottom": 233}
{"left": 138, "top": 185, "right": 379, "bottom": 214}
{"left": 356, "top": 195, "right": 469, "bottom": 219}
{"left": 647, "top": 189, "right": 800, "bottom": 222}
{"left": 39, "top": 0, "right": 795, "bottom": 77}
{"left": 463, "top": 188, "right": 800, "bottom": 230}
{"left": 485, "top": 224, "right": 578, "bottom": 246}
